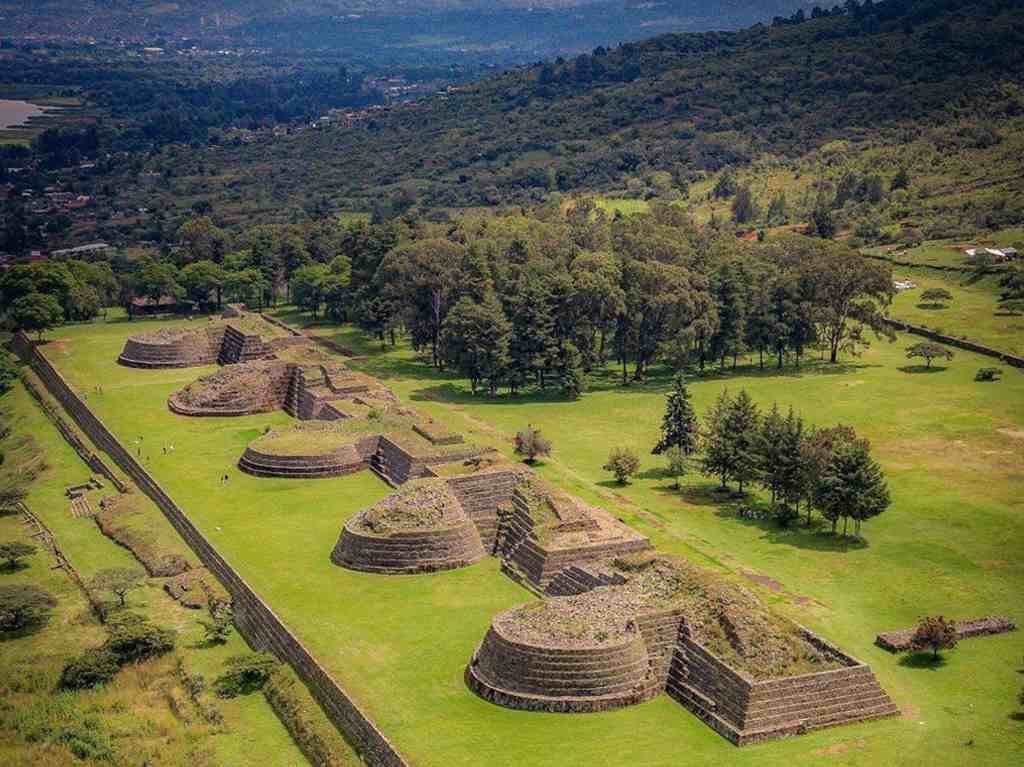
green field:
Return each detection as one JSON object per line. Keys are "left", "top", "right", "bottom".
{"left": 888, "top": 268, "right": 1023, "bottom": 356}
{"left": 0, "top": 380, "right": 307, "bottom": 766}
{"left": 35, "top": 313, "right": 1024, "bottom": 767}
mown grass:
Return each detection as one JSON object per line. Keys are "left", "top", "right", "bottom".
{"left": 889, "top": 268, "right": 1023, "bottom": 356}
{"left": 37, "top": 314, "right": 1024, "bottom": 767}
{"left": 0, "top": 382, "right": 308, "bottom": 767}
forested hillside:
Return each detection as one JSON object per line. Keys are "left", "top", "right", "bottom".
{"left": 114, "top": 0, "right": 1022, "bottom": 221}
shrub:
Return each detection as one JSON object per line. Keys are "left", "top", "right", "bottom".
{"left": 0, "top": 583, "right": 57, "bottom": 632}
{"left": 909, "top": 615, "right": 958, "bottom": 659}
{"left": 214, "top": 652, "right": 279, "bottom": 698}
{"left": 105, "top": 612, "right": 176, "bottom": 662}
{"left": 0, "top": 541, "right": 37, "bottom": 570}
{"left": 59, "top": 648, "right": 121, "bottom": 690}
{"left": 603, "top": 446, "right": 640, "bottom": 484}
{"left": 975, "top": 367, "right": 1002, "bottom": 382}
{"left": 513, "top": 426, "right": 552, "bottom": 464}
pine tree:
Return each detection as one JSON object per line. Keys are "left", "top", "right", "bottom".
{"left": 725, "top": 389, "right": 761, "bottom": 494}
{"left": 816, "top": 434, "right": 891, "bottom": 536}
{"left": 757, "top": 404, "right": 786, "bottom": 505}
{"left": 652, "top": 375, "right": 700, "bottom": 456}
{"left": 700, "top": 389, "right": 734, "bottom": 489}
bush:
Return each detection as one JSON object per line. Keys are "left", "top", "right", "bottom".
{"left": 0, "top": 583, "right": 57, "bottom": 632}
{"left": 975, "top": 367, "right": 1002, "bottom": 382}
{"left": 214, "top": 652, "right": 279, "bottom": 698}
{"left": 105, "top": 612, "right": 176, "bottom": 662}
{"left": 59, "top": 648, "right": 121, "bottom": 690}
{"left": 603, "top": 446, "right": 640, "bottom": 484}
{"left": 513, "top": 426, "right": 552, "bottom": 464}
{"left": 0, "top": 541, "right": 37, "bottom": 570}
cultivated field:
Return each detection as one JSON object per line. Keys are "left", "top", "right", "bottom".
{"left": 37, "top": 312, "right": 1024, "bottom": 767}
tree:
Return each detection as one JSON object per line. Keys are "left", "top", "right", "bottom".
{"left": 133, "top": 257, "right": 183, "bottom": 305}
{"left": 59, "top": 648, "right": 120, "bottom": 690}
{"left": 177, "top": 216, "right": 229, "bottom": 265}
{"left": 724, "top": 389, "right": 761, "bottom": 494}
{"left": 909, "top": 615, "right": 958, "bottom": 659}
{"left": 91, "top": 567, "right": 145, "bottom": 608}
{"left": 786, "top": 238, "right": 894, "bottom": 363}
{"left": 440, "top": 293, "right": 511, "bottom": 396}
{"left": 815, "top": 434, "right": 890, "bottom": 536}
{"left": 731, "top": 184, "right": 759, "bottom": 224}
{"left": 701, "top": 389, "right": 734, "bottom": 489}
{"left": 759, "top": 406, "right": 805, "bottom": 518}
{"left": 652, "top": 375, "right": 700, "bottom": 457}
{"left": 180, "top": 260, "right": 226, "bottom": 308}
{"left": 603, "top": 446, "right": 640, "bottom": 484}
{"left": 9, "top": 292, "right": 63, "bottom": 340}
{"left": 905, "top": 342, "right": 953, "bottom": 369}
{"left": 377, "top": 238, "right": 465, "bottom": 367}
{"left": 291, "top": 264, "right": 329, "bottom": 319}
{"left": 663, "top": 445, "right": 688, "bottom": 489}
{"left": 105, "top": 612, "right": 176, "bottom": 662}
{"left": 918, "top": 287, "right": 952, "bottom": 307}
{"left": 514, "top": 426, "right": 552, "bottom": 464}
{"left": 0, "top": 541, "right": 37, "bottom": 570}
{"left": 0, "top": 583, "right": 56, "bottom": 631}
{"left": 800, "top": 425, "right": 856, "bottom": 526}
{"left": 891, "top": 167, "right": 911, "bottom": 191}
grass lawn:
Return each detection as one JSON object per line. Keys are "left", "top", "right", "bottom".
{"left": 36, "top": 314, "right": 1024, "bottom": 767}
{"left": 889, "top": 268, "right": 1023, "bottom": 356}
{"left": 0, "top": 382, "right": 307, "bottom": 767}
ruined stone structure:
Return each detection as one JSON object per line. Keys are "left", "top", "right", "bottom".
{"left": 118, "top": 325, "right": 226, "bottom": 368}
{"left": 117, "top": 314, "right": 303, "bottom": 370}
{"left": 875, "top": 616, "right": 1016, "bottom": 653}
{"left": 332, "top": 479, "right": 487, "bottom": 574}
{"left": 468, "top": 556, "right": 899, "bottom": 743}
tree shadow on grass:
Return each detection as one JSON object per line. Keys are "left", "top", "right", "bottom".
{"left": 899, "top": 652, "right": 949, "bottom": 670}
{"left": 719, "top": 508, "right": 871, "bottom": 553}
{"left": 0, "top": 561, "right": 31, "bottom": 575}
{"left": 899, "top": 365, "right": 948, "bottom": 374}
{"left": 915, "top": 303, "right": 948, "bottom": 310}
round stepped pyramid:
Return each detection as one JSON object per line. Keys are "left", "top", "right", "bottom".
{"left": 118, "top": 327, "right": 223, "bottom": 368}
{"left": 467, "top": 590, "right": 660, "bottom": 713}
{"left": 332, "top": 479, "right": 486, "bottom": 574}
{"left": 239, "top": 443, "right": 367, "bottom": 478}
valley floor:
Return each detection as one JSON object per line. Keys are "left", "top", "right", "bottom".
{"left": 28, "top": 311, "right": 1024, "bottom": 767}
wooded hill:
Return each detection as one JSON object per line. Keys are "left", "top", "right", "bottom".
{"left": 122, "top": 0, "right": 1022, "bottom": 221}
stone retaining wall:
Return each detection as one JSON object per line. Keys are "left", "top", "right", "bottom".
{"left": 875, "top": 615, "right": 1016, "bottom": 652}
{"left": 884, "top": 318, "right": 1024, "bottom": 369}
{"left": 667, "top": 626, "right": 898, "bottom": 745}
{"left": 20, "top": 372, "right": 128, "bottom": 493}
{"left": 14, "top": 333, "right": 409, "bottom": 767}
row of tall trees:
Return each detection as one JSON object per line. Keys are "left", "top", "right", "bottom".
{"left": 653, "top": 376, "right": 891, "bottom": 536}
{"left": 353, "top": 202, "right": 894, "bottom": 397}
